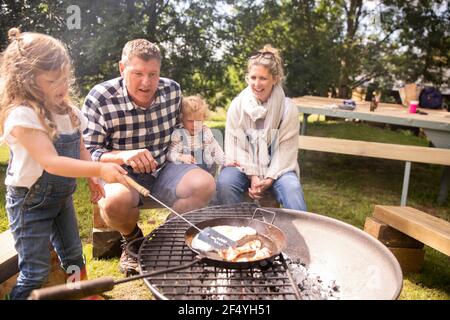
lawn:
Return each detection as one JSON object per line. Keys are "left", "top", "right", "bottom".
{"left": 0, "top": 113, "right": 449, "bottom": 300}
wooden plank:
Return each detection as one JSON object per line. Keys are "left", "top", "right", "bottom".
{"left": 0, "top": 274, "right": 18, "bottom": 298}
{"left": 298, "top": 135, "right": 450, "bottom": 166}
{"left": 373, "top": 205, "right": 450, "bottom": 256}
{"left": 0, "top": 231, "right": 19, "bottom": 283}
{"left": 92, "top": 228, "right": 122, "bottom": 259}
{"left": 389, "top": 247, "right": 425, "bottom": 274}
{"left": 364, "top": 216, "right": 424, "bottom": 249}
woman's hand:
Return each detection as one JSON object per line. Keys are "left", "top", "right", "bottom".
{"left": 248, "top": 176, "right": 274, "bottom": 199}
{"left": 87, "top": 177, "right": 105, "bottom": 203}
{"left": 254, "top": 178, "right": 274, "bottom": 193}
{"left": 248, "top": 176, "right": 263, "bottom": 200}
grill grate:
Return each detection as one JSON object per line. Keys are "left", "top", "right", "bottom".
{"left": 138, "top": 203, "right": 300, "bottom": 300}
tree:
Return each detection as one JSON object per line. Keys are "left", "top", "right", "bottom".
{"left": 0, "top": 1, "right": 65, "bottom": 50}
{"left": 381, "top": 0, "right": 449, "bottom": 86}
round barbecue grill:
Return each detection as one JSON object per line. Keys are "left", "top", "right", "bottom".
{"left": 137, "top": 203, "right": 403, "bottom": 300}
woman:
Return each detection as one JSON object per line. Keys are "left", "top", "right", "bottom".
{"left": 217, "top": 45, "right": 307, "bottom": 211}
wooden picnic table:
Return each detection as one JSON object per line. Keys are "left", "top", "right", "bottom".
{"left": 292, "top": 95, "right": 450, "bottom": 204}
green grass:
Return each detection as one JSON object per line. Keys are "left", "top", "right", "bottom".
{"left": 1, "top": 115, "right": 449, "bottom": 300}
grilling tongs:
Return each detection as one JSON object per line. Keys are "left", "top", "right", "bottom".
{"left": 123, "top": 175, "right": 237, "bottom": 250}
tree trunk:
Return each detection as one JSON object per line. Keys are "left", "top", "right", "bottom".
{"left": 338, "top": 0, "right": 363, "bottom": 99}
{"left": 126, "top": 0, "right": 136, "bottom": 18}
{"left": 145, "top": 0, "right": 160, "bottom": 43}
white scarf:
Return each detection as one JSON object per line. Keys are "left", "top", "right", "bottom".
{"left": 236, "top": 84, "right": 285, "bottom": 176}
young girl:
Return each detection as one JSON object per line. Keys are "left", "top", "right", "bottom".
{"left": 0, "top": 28, "right": 129, "bottom": 299}
{"left": 167, "top": 96, "right": 225, "bottom": 175}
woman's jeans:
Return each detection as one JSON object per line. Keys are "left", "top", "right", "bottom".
{"left": 5, "top": 132, "right": 84, "bottom": 299}
{"left": 216, "top": 167, "right": 307, "bottom": 211}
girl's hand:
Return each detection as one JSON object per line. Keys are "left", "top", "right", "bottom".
{"left": 178, "top": 154, "right": 196, "bottom": 164}
{"left": 87, "top": 177, "right": 105, "bottom": 203}
{"left": 99, "top": 163, "right": 129, "bottom": 186}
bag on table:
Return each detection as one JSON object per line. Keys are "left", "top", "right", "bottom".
{"left": 419, "top": 87, "right": 443, "bottom": 109}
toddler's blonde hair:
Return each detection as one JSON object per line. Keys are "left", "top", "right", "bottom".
{"left": 181, "top": 96, "right": 209, "bottom": 120}
{"left": 0, "top": 28, "right": 79, "bottom": 140}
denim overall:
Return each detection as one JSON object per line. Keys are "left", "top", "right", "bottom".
{"left": 6, "top": 131, "right": 84, "bottom": 299}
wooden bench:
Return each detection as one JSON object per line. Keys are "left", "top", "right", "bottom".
{"left": 364, "top": 205, "right": 450, "bottom": 273}
{"left": 0, "top": 230, "right": 66, "bottom": 298}
{"left": 298, "top": 135, "right": 450, "bottom": 205}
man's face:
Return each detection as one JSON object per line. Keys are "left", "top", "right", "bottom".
{"left": 120, "top": 57, "right": 160, "bottom": 108}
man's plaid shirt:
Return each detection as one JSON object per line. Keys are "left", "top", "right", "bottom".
{"left": 82, "top": 77, "right": 182, "bottom": 165}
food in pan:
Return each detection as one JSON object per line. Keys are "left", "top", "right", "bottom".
{"left": 191, "top": 225, "right": 257, "bottom": 252}
{"left": 218, "top": 239, "right": 272, "bottom": 262}
{"left": 191, "top": 225, "right": 273, "bottom": 262}
{"left": 218, "top": 239, "right": 262, "bottom": 261}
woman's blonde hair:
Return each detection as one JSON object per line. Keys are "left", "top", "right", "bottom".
{"left": 0, "top": 28, "right": 80, "bottom": 140}
{"left": 181, "top": 95, "right": 209, "bottom": 120}
{"left": 247, "top": 44, "right": 284, "bottom": 85}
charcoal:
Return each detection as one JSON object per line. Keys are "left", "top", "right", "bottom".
{"left": 285, "top": 256, "right": 341, "bottom": 300}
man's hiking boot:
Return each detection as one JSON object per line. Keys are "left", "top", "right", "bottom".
{"left": 119, "top": 226, "right": 144, "bottom": 277}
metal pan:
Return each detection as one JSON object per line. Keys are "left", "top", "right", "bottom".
{"left": 184, "top": 214, "right": 287, "bottom": 269}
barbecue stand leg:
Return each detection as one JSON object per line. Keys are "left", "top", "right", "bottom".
{"left": 279, "top": 254, "right": 302, "bottom": 300}
{"left": 437, "top": 166, "right": 450, "bottom": 205}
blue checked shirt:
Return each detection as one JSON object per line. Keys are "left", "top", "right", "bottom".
{"left": 82, "top": 77, "right": 182, "bottom": 165}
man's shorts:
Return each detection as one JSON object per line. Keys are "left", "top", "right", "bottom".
{"left": 123, "top": 162, "right": 198, "bottom": 207}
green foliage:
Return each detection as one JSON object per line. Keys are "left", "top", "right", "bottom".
{"left": 381, "top": 0, "right": 450, "bottom": 86}
{"left": 1, "top": 1, "right": 447, "bottom": 106}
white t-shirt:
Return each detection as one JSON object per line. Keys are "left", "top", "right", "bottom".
{"left": 2, "top": 106, "right": 87, "bottom": 187}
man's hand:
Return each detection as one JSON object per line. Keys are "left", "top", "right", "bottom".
{"left": 121, "top": 149, "right": 158, "bottom": 174}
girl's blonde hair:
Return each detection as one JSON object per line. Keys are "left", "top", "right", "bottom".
{"left": 0, "top": 28, "right": 80, "bottom": 140}
{"left": 181, "top": 96, "right": 209, "bottom": 120}
{"left": 247, "top": 44, "right": 284, "bottom": 85}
